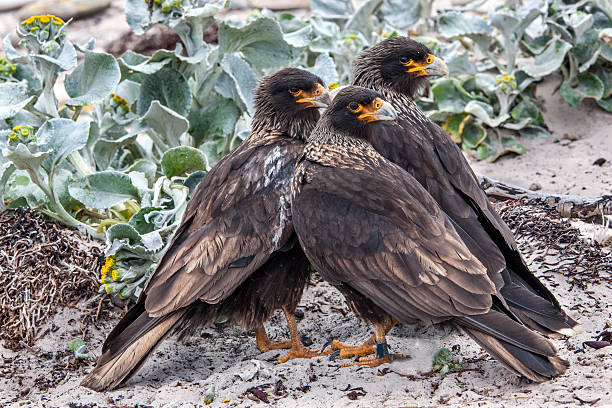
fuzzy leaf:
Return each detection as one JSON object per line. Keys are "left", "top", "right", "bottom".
{"left": 306, "top": 53, "right": 339, "bottom": 87}
{"left": 439, "top": 11, "right": 491, "bottom": 38}
{"left": 309, "top": 0, "right": 351, "bottom": 19}
{"left": 32, "top": 40, "right": 77, "bottom": 72}
{"left": 560, "top": 73, "right": 605, "bottom": 107}
{"left": 432, "top": 79, "right": 474, "bottom": 113}
{"left": 137, "top": 67, "right": 191, "bottom": 117}
{"left": 37, "top": 118, "right": 90, "bottom": 175}
{"left": 521, "top": 38, "right": 572, "bottom": 78}
{"left": 221, "top": 53, "right": 258, "bottom": 115}
{"left": 161, "top": 146, "right": 207, "bottom": 178}
{"left": 380, "top": 0, "right": 421, "bottom": 30}
{"left": 189, "top": 99, "right": 240, "bottom": 147}
{"left": 141, "top": 101, "right": 189, "bottom": 148}
{"left": 65, "top": 51, "right": 121, "bottom": 107}
{"left": 2, "top": 144, "right": 50, "bottom": 172}
{"left": 129, "top": 206, "right": 163, "bottom": 234}
{"left": 0, "top": 81, "right": 35, "bottom": 120}
{"left": 119, "top": 50, "right": 171, "bottom": 75}
{"left": 69, "top": 170, "right": 139, "bottom": 209}
{"left": 218, "top": 17, "right": 301, "bottom": 72}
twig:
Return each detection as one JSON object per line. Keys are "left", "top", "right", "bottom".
{"left": 478, "top": 175, "right": 612, "bottom": 221}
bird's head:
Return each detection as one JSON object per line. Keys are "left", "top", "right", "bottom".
{"left": 323, "top": 86, "right": 397, "bottom": 140}
{"left": 253, "top": 68, "right": 331, "bottom": 138}
{"left": 353, "top": 36, "right": 449, "bottom": 98}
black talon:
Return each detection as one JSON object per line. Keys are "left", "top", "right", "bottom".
{"left": 321, "top": 338, "right": 334, "bottom": 352}
{"left": 328, "top": 350, "right": 340, "bottom": 361}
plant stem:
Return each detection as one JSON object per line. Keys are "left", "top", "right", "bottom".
{"left": 68, "top": 151, "right": 94, "bottom": 176}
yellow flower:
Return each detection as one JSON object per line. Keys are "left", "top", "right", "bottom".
{"left": 328, "top": 82, "right": 340, "bottom": 90}
{"left": 483, "top": 14, "right": 488, "bottom": 19}
{"left": 13, "top": 125, "right": 22, "bottom": 131}
{"left": 53, "top": 17, "right": 64, "bottom": 25}
{"left": 39, "top": 15, "right": 50, "bottom": 24}
{"left": 104, "top": 284, "right": 112, "bottom": 294}
{"left": 30, "top": 26, "right": 40, "bottom": 32}
{"left": 20, "top": 129, "right": 29, "bottom": 136}
{"left": 112, "top": 269, "right": 119, "bottom": 281}
{"left": 9, "top": 132, "right": 18, "bottom": 141}
{"left": 100, "top": 256, "right": 115, "bottom": 278}
{"left": 348, "top": 33, "right": 357, "bottom": 39}
{"left": 503, "top": 75, "right": 511, "bottom": 83}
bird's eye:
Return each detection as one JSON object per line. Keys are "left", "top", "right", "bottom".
{"left": 426, "top": 54, "right": 434, "bottom": 64}
{"left": 289, "top": 87, "right": 302, "bottom": 96}
{"left": 399, "top": 56, "right": 413, "bottom": 65}
{"left": 347, "top": 102, "right": 362, "bottom": 113}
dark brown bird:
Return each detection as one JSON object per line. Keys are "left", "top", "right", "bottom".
{"left": 291, "top": 86, "right": 569, "bottom": 382}
{"left": 342, "top": 37, "right": 581, "bottom": 351}
{"left": 81, "top": 68, "right": 332, "bottom": 391}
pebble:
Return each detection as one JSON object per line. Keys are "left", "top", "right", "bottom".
{"left": 529, "top": 183, "right": 542, "bottom": 191}
{"left": 592, "top": 157, "right": 606, "bottom": 166}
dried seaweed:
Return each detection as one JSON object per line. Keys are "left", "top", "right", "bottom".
{"left": 0, "top": 208, "right": 104, "bottom": 349}
{"left": 496, "top": 199, "right": 612, "bottom": 290}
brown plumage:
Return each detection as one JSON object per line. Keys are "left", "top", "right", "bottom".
{"left": 352, "top": 36, "right": 581, "bottom": 338}
{"left": 81, "top": 68, "right": 331, "bottom": 391}
{"left": 291, "top": 86, "right": 568, "bottom": 382}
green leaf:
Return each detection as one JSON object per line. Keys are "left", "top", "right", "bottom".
{"left": 345, "top": 0, "right": 384, "bottom": 39}
{"left": 306, "top": 53, "right": 339, "bottom": 87}
{"left": 520, "top": 125, "right": 550, "bottom": 138}
{"left": 432, "top": 78, "right": 473, "bottom": 113}
{"left": 464, "top": 100, "right": 508, "bottom": 128}
{"left": 461, "top": 122, "right": 487, "bottom": 150}
{"left": 0, "top": 81, "right": 35, "bottom": 120}
{"left": 218, "top": 17, "right": 301, "bottom": 72}
{"left": 380, "top": 0, "right": 421, "bottom": 30}
{"left": 310, "top": 0, "right": 351, "bottom": 19}
{"left": 2, "top": 143, "right": 50, "bottom": 172}
{"left": 65, "top": 51, "right": 121, "bottom": 107}
{"left": 137, "top": 67, "right": 191, "bottom": 117}
{"left": 129, "top": 206, "right": 163, "bottom": 234}
{"left": 597, "top": 96, "right": 612, "bottom": 111}
{"left": 93, "top": 133, "right": 138, "bottom": 171}
{"left": 220, "top": 53, "right": 258, "bottom": 115}
{"left": 184, "top": 170, "right": 207, "bottom": 197}
{"left": 119, "top": 50, "right": 171, "bottom": 75}
{"left": 510, "top": 97, "right": 544, "bottom": 126}
{"left": 69, "top": 170, "right": 139, "bottom": 209}
{"left": 446, "top": 53, "right": 477, "bottom": 76}
{"left": 189, "top": 99, "right": 240, "bottom": 147}
{"left": 4, "top": 170, "right": 47, "bottom": 207}
{"left": 37, "top": 118, "right": 90, "bottom": 175}
{"left": 439, "top": 11, "right": 492, "bottom": 38}
{"left": 521, "top": 38, "right": 572, "bottom": 78}
{"left": 161, "top": 146, "right": 207, "bottom": 178}
{"left": 560, "top": 73, "right": 605, "bottom": 107}
{"left": 107, "top": 222, "right": 142, "bottom": 245}
{"left": 31, "top": 40, "right": 77, "bottom": 72}
{"left": 199, "top": 140, "right": 222, "bottom": 170}
{"left": 128, "top": 159, "right": 157, "bottom": 187}
{"left": 491, "top": 136, "right": 526, "bottom": 162}
{"left": 442, "top": 113, "right": 471, "bottom": 144}
{"left": 141, "top": 101, "right": 189, "bottom": 148}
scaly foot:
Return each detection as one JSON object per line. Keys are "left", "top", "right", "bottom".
{"left": 278, "top": 344, "right": 333, "bottom": 363}
{"left": 255, "top": 325, "right": 292, "bottom": 353}
{"left": 326, "top": 338, "right": 376, "bottom": 359}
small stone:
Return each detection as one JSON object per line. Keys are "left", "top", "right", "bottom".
{"left": 294, "top": 308, "right": 304, "bottom": 320}
{"left": 529, "top": 183, "right": 542, "bottom": 191}
{"left": 563, "top": 132, "right": 579, "bottom": 141}
{"left": 593, "top": 157, "right": 606, "bottom": 166}
{"left": 559, "top": 139, "right": 571, "bottom": 146}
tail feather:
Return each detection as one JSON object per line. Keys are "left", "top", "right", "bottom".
{"left": 501, "top": 282, "right": 583, "bottom": 337}
{"left": 455, "top": 310, "right": 568, "bottom": 382}
{"left": 81, "top": 307, "right": 188, "bottom": 391}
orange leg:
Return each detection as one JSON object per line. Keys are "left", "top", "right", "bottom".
{"left": 327, "top": 317, "right": 396, "bottom": 359}
{"left": 254, "top": 324, "right": 291, "bottom": 353}
{"left": 278, "top": 306, "right": 333, "bottom": 363}
{"left": 341, "top": 320, "right": 406, "bottom": 368}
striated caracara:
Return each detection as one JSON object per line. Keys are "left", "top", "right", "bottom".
{"left": 333, "top": 37, "right": 582, "bottom": 356}
{"left": 291, "top": 86, "right": 569, "bottom": 382}
{"left": 81, "top": 68, "right": 331, "bottom": 391}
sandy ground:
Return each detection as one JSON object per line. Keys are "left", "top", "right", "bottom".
{"left": 1, "top": 1, "right": 611, "bottom": 407}
{"left": 1, "top": 223, "right": 610, "bottom": 408}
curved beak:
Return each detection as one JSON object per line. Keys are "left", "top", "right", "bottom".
{"left": 297, "top": 83, "right": 332, "bottom": 109}
{"left": 405, "top": 54, "right": 450, "bottom": 77}
{"left": 358, "top": 98, "right": 397, "bottom": 123}
{"left": 373, "top": 100, "right": 397, "bottom": 121}
{"left": 425, "top": 56, "right": 449, "bottom": 77}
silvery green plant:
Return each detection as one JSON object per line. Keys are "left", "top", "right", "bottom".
{"left": 428, "top": 0, "right": 611, "bottom": 160}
